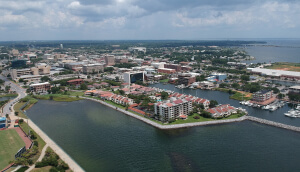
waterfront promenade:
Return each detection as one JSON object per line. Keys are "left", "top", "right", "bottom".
{"left": 83, "top": 97, "right": 300, "bottom": 132}
{"left": 23, "top": 118, "right": 85, "bottom": 172}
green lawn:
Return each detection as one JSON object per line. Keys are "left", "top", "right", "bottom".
{"left": 14, "top": 102, "right": 28, "bottom": 119}
{"left": 265, "top": 62, "right": 300, "bottom": 72}
{"left": 33, "top": 94, "right": 82, "bottom": 102}
{"left": 230, "top": 92, "right": 252, "bottom": 101}
{"left": 66, "top": 91, "right": 85, "bottom": 97}
{"left": 0, "top": 94, "right": 18, "bottom": 98}
{"left": 159, "top": 79, "right": 169, "bottom": 83}
{"left": 0, "top": 129, "right": 26, "bottom": 169}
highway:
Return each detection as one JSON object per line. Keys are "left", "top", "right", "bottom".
{"left": 0, "top": 75, "right": 27, "bottom": 118}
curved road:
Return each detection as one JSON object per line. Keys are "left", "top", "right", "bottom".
{"left": 0, "top": 75, "right": 27, "bottom": 118}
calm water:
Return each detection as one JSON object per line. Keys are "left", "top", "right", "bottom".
{"left": 244, "top": 39, "right": 300, "bottom": 64}
{"left": 27, "top": 99, "right": 300, "bottom": 172}
{"left": 150, "top": 83, "right": 300, "bottom": 127}
{"left": 0, "top": 96, "right": 15, "bottom": 101}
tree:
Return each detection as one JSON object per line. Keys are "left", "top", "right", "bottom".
{"left": 231, "top": 83, "right": 240, "bottom": 89}
{"left": 209, "top": 100, "right": 218, "bottom": 108}
{"left": 219, "top": 83, "right": 228, "bottom": 88}
{"left": 50, "top": 87, "right": 60, "bottom": 94}
{"left": 41, "top": 76, "right": 51, "bottom": 82}
{"left": 15, "top": 112, "right": 19, "bottom": 116}
{"left": 119, "top": 89, "right": 125, "bottom": 95}
{"left": 240, "top": 75, "right": 250, "bottom": 81}
{"left": 161, "top": 91, "right": 169, "bottom": 100}
{"left": 0, "top": 79, "right": 4, "bottom": 85}
{"left": 80, "top": 83, "right": 87, "bottom": 90}
{"left": 5, "top": 85, "right": 10, "bottom": 92}
{"left": 278, "top": 93, "right": 285, "bottom": 99}
{"left": 87, "top": 75, "right": 91, "bottom": 79}
{"left": 196, "top": 75, "right": 206, "bottom": 82}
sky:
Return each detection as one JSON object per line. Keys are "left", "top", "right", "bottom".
{"left": 0, "top": 0, "right": 300, "bottom": 41}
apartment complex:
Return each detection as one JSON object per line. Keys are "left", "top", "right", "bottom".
{"left": 154, "top": 98, "right": 192, "bottom": 122}
{"left": 29, "top": 82, "right": 51, "bottom": 94}
{"left": 252, "top": 90, "right": 273, "bottom": 102}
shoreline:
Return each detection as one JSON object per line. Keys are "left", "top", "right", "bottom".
{"left": 83, "top": 96, "right": 300, "bottom": 132}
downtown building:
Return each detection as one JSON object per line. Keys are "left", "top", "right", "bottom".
{"left": 154, "top": 97, "right": 192, "bottom": 122}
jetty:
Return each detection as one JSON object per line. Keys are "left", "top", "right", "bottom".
{"left": 246, "top": 116, "right": 300, "bottom": 132}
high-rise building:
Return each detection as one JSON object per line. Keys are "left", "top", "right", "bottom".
{"left": 154, "top": 98, "right": 192, "bottom": 122}
{"left": 123, "top": 71, "right": 145, "bottom": 84}
{"left": 60, "top": 44, "right": 63, "bottom": 49}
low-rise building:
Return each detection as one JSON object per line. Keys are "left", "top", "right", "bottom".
{"left": 82, "top": 64, "right": 104, "bottom": 74}
{"left": 177, "top": 73, "right": 196, "bottom": 86}
{"left": 252, "top": 90, "right": 273, "bottom": 102}
{"left": 206, "top": 104, "right": 237, "bottom": 118}
{"left": 157, "top": 68, "right": 176, "bottom": 74}
{"left": 29, "top": 82, "right": 51, "bottom": 94}
{"left": 67, "top": 79, "right": 84, "bottom": 86}
{"left": 289, "top": 85, "right": 300, "bottom": 95}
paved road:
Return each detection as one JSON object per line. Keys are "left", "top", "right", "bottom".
{"left": 0, "top": 75, "right": 27, "bottom": 118}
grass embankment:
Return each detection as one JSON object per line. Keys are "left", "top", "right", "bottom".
{"left": 33, "top": 147, "right": 71, "bottom": 172}
{"left": 215, "top": 88, "right": 252, "bottom": 101}
{"left": 0, "top": 93, "right": 18, "bottom": 98}
{"left": 14, "top": 96, "right": 38, "bottom": 119}
{"left": 168, "top": 113, "right": 245, "bottom": 125}
{"left": 0, "top": 129, "right": 26, "bottom": 170}
{"left": 265, "top": 62, "right": 300, "bottom": 72}
{"left": 19, "top": 122, "right": 46, "bottom": 162}
{"left": 160, "top": 79, "right": 169, "bottom": 83}
{"left": 33, "top": 94, "right": 82, "bottom": 102}
{"left": 230, "top": 91, "right": 252, "bottom": 101}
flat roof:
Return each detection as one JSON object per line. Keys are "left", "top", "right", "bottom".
{"left": 248, "top": 68, "right": 300, "bottom": 77}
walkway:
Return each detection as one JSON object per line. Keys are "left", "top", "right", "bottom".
{"left": 24, "top": 118, "right": 85, "bottom": 172}
{"left": 25, "top": 144, "right": 49, "bottom": 172}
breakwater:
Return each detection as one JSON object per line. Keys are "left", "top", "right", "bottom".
{"left": 83, "top": 97, "right": 300, "bottom": 132}
{"left": 246, "top": 116, "right": 300, "bottom": 132}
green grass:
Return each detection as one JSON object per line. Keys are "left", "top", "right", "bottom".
{"left": 33, "top": 94, "right": 82, "bottom": 102}
{"left": 0, "top": 93, "right": 18, "bottom": 98}
{"left": 14, "top": 102, "right": 28, "bottom": 119}
{"left": 66, "top": 91, "right": 84, "bottom": 97}
{"left": 265, "top": 62, "right": 300, "bottom": 72}
{"left": 15, "top": 166, "right": 29, "bottom": 172}
{"left": 159, "top": 79, "right": 169, "bottom": 83}
{"left": 0, "top": 129, "right": 26, "bottom": 169}
{"left": 230, "top": 92, "right": 252, "bottom": 101}
{"left": 168, "top": 113, "right": 215, "bottom": 124}
{"left": 31, "top": 166, "right": 52, "bottom": 172}
{"left": 104, "top": 100, "right": 126, "bottom": 109}
{"left": 19, "top": 122, "right": 46, "bottom": 162}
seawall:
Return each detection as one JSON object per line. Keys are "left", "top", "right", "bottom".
{"left": 83, "top": 97, "right": 300, "bottom": 132}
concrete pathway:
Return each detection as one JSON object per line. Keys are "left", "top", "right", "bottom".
{"left": 23, "top": 118, "right": 85, "bottom": 172}
{"left": 25, "top": 144, "right": 49, "bottom": 172}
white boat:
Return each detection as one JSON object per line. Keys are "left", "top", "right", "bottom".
{"left": 269, "top": 106, "right": 278, "bottom": 111}
{"left": 264, "top": 105, "right": 271, "bottom": 110}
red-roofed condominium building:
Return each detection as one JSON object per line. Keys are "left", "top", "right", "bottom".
{"left": 154, "top": 98, "right": 192, "bottom": 122}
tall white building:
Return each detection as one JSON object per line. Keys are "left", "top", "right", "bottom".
{"left": 154, "top": 98, "right": 192, "bottom": 122}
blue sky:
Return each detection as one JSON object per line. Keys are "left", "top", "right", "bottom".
{"left": 0, "top": 0, "right": 300, "bottom": 40}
